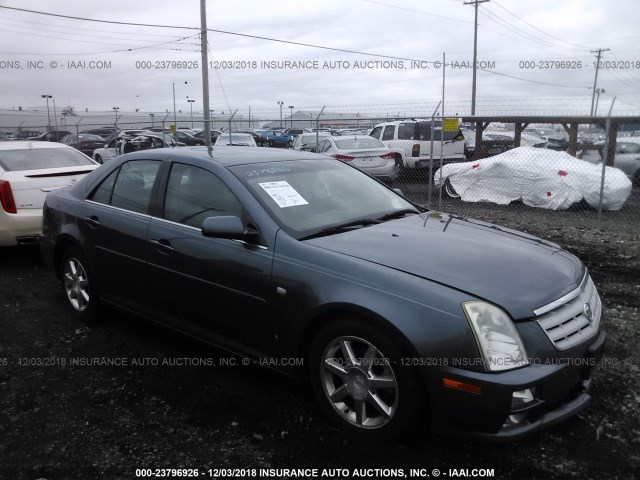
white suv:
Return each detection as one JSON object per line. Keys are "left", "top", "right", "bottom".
{"left": 368, "top": 119, "right": 465, "bottom": 169}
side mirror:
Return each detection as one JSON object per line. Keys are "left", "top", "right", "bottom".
{"left": 201, "top": 216, "right": 258, "bottom": 242}
{"left": 392, "top": 188, "right": 405, "bottom": 196}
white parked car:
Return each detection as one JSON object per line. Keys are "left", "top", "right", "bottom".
{"left": 433, "top": 147, "right": 632, "bottom": 211}
{"left": 0, "top": 141, "right": 99, "bottom": 246}
{"left": 214, "top": 133, "right": 257, "bottom": 147}
{"left": 368, "top": 119, "right": 465, "bottom": 169}
{"left": 315, "top": 135, "right": 400, "bottom": 184}
{"left": 92, "top": 137, "right": 118, "bottom": 164}
{"left": 291, "top": 132, "right": 331, "bottom": 152}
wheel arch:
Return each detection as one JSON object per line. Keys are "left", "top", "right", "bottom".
{"left": 53, "top": 235, "right": 88, "bottom": 279}
{"left": 297, "top": 303, "right": 422, "bottom": 373}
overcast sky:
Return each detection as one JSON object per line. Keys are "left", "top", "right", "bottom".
{"left": 0, "top": 0, "right": 639, "bottom": 118}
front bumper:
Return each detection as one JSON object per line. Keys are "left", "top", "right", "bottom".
{"left": 426, "top": 329, "right": 606, "bottom": 441}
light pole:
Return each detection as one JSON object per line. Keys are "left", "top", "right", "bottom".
{"left": 187, "top": 99, "right": 195, "bottom": 128}
{"left": 288, "top": 105, "right": 294, "bottom": 129}
{"left": 52, "top": 98, "right": 58, "bottom": 131}
{"left": 41, "top": 95, "right": 52, "bottom": 130}
{"left": 173, "top": 81, "right": 187, "bottom": 130}
{"left": 594, "top": 88, "right": 605, "bottom": 116}
{"left": 112, "top": 107, "right": 119, "bottom": 127}
{"left": 277, "top": 101, "right": 284, "bottom": 128}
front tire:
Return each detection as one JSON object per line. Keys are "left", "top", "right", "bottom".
{"left": 443, "top": 179, "right": 460, "bottom": 199}
{"left": 309, "top": 319, "right": 422, "bottom": 439}
{"left": 94, "top": 154, "right": 103, "bottom": 164}
{"left": 60, "top": 247, "right": 99, "bottom": 322}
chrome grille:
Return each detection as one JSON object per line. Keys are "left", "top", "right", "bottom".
{"left": 535, "top": 274, "right": 602, "bottom": 350}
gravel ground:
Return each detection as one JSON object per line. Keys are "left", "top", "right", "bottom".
{"left": 0, "top": 183, "right": 639, "bottom": 480}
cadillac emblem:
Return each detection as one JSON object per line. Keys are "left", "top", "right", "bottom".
{"left": 584, "top": 303, "right": 593, "bottom": 320}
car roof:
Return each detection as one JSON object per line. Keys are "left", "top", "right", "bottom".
{"left": 0, "top": 141, "right": 74, "bottom": 151}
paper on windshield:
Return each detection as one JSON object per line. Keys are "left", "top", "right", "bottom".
{"left": 259, "top": 181, "right": 309, "bottom": 208}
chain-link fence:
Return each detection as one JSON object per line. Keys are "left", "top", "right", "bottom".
{"left": 2, "top": 111, "right": 639, "bottom": 235}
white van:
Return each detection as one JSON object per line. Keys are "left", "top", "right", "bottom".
{"left": 368, "top": 119, "right": 465, "bottom": 169}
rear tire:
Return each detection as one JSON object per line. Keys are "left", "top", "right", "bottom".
{"left": 443, "top": 179, "right": 460, "bottom": 199}
{"left": 59, "top": 247, "right": 99, "bottom": 323}
{"left": 309, "top": 318, "right": 422, "bottom": 439}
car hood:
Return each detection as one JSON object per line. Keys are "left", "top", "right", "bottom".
{"left": 305, "top": 213, "right": 585, "bottom": 319}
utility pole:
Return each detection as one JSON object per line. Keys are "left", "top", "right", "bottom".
{"left": 464, "top": 0, "right": 489, "bottom": 116}
{"left": 590, "top": 48, "right": 609, "bottom": 116}
{"left": 200, "top": 0, "right": 212, "bottom": 150}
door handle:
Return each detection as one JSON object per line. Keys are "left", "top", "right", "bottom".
{"left": 84, "top": 216, "right": 101, "bottom": 228}
{"left": 150, "top": 238, "right": 175, "bottom": 252}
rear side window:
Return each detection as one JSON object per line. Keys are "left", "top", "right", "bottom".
{"left": 0, "top": 147, "right": 95, "bottom": 171}
{"left": 89, "top": 160, "right": 160, "bottom": 215}
{"left": 369, "top": 126, "right": 383, "bottom": 139}
{"left": 414, "top": 121, "right": 461, "bottom": 141}
{"left": 381, "top": 125, "right": 395, "bottom": 141}
{"left": 397, "top": 123, "right": 416, "bottom": 140}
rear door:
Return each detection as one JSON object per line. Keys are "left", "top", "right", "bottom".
{"left": 81, "top": 159, "right": 163, "bottom": 312}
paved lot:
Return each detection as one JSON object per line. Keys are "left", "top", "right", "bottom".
{"left": 0, "top": 191, "right": 639, "bottom": 479}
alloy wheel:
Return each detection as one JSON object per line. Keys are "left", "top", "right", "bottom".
{"left": 320, "top": 336, "right": 398, "bottom": 429}
{"left": 63, "top": 257, "right": 90, "bottom": 311}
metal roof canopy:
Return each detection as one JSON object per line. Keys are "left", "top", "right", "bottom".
{"left": 461, "top": 115, "right": 640, "bottom": 165}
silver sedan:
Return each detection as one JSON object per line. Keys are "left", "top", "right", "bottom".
{"left": 315, "top": 135, "right": 400, "bottom": 184}
{"left": 581, "top": 139, "right": 640, "bottom": 186}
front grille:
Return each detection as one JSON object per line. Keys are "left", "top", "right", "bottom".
{"left": 536, "top": 274, "right": 602, "bottom": 350}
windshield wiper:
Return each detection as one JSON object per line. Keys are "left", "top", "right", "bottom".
{"left": 376, "top": 208, "right": 420, "bottom": 222}
{"left": 300, "top": 218, "right": 381, "bottom": 240}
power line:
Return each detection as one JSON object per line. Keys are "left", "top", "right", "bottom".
{"left": 361, "top": 0, "right": 472, "bottom": 23}
{"left": 492, "top": 1, "right": 590, "bottom": 51}
{"left": 0, "top": 5, "right": 590, "bottom": 91}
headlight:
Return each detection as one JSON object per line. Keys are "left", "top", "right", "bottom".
{"left": 463, "top": 301, "right": 529, "bottom": 372}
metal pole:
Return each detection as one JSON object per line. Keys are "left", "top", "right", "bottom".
{"left": 52, "top": 98, "right": 58, "bottom": 131}
{"left": 428, "top": 101, "right": 442, "bottom": 210}
{"left": 200, "top": 0, "right": 212, "bottom": 150}
{"left": 315, "top": 106, "right": 325, "bottom": 150}
{"left": 277, "top": 101, "right": 284, "bottom": 128}
{"left": 188, "top": 99, "right": 195, "bottom": 128}
{"left": 172, "top": 82, "right": 177, "bottom": 130}
{"left": 439, "top": 52, "right": 446, "bottom": 210}
{"left": 596, "top": 98, "right": 616, "bottom": 230}
{"left": 42, "top": 95, "right": 51, "bottom": 130}
{"left": 464, "top": 0, "right": 489, "bottom": 116}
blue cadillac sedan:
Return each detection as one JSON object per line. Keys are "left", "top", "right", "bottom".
{"left": 39, "top": 146, "right": 605, "bottom": 440}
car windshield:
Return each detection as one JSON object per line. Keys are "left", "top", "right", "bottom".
{"left": 217, "top": 134, "right": 254, "bottom": 145}
{"left": 334, "top": 137, "right": 385, "bottom": 150}
{"left": 78, "top": 134, "right": 104, "bottom": 141}
{"left": 0, "top": 147, "right": 95, "bottom": 171}
{"left": 230, "top": 159, "right": 416, "bottom": 238}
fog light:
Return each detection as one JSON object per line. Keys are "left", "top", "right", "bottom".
{"left": 507, "top": 413, "right": 528, "bottom": 425}
{"left": 511, "top": 388, "right": 535, "bottom": 410}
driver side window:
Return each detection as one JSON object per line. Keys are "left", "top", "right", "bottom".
{"left": 164, "top": 163, "right": 243, "bottom": 228}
